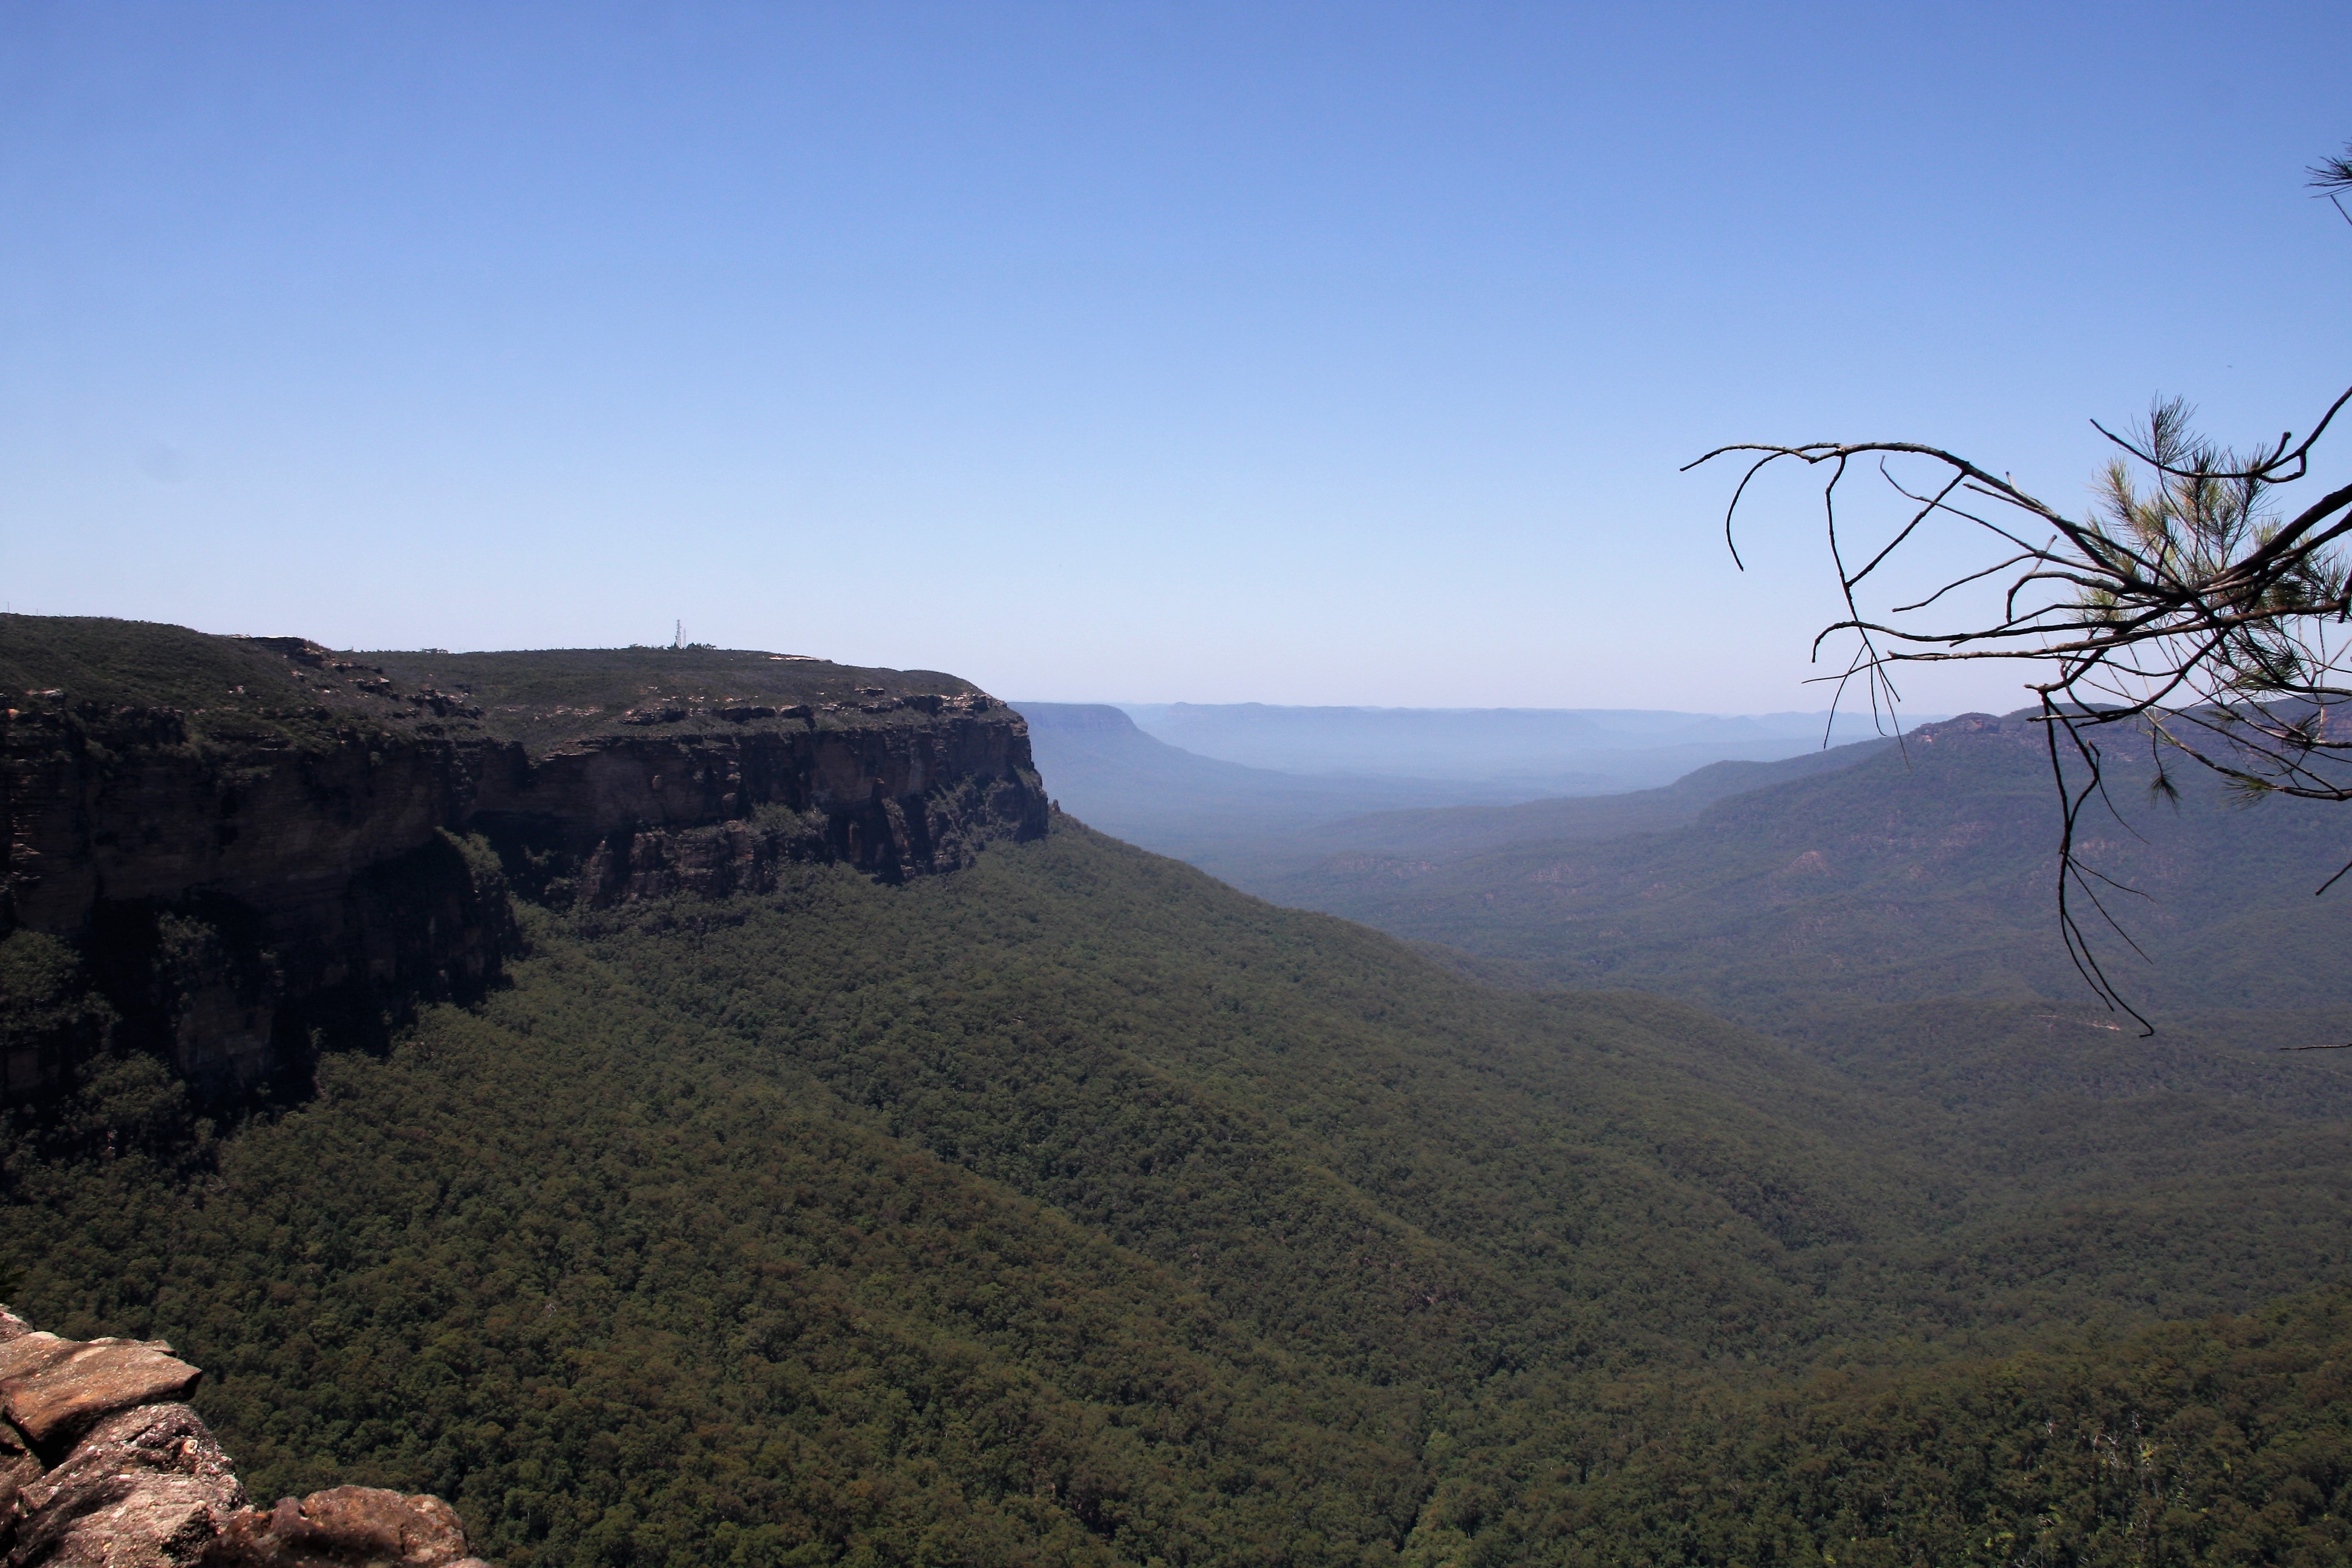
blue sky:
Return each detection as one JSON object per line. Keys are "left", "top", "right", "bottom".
{"left": 4, "top": 1, "right": 2347, "bottom": 711}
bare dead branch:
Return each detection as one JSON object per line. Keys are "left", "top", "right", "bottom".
{"left": 1694, "top": 376, "right": 2352, "bottom": 1030}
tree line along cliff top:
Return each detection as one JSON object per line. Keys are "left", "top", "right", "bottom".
{"left": 0, "top": 615, "right": 1001, "bottom": 759}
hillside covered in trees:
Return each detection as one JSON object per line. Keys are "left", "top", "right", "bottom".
{"left": 5, "top": 621, "right": 2350, "bottom": 1566}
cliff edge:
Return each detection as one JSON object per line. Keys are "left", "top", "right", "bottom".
{"left": 0, "top": 616, "right": 1048, "bottom": 1100}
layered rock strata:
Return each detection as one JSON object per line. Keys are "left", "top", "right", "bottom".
{"left": 0, "top": 1308, "right": 486, "bottom": 1568}
{"left": 1, "top": 619, "right": 1048, "bottom": 1099}
{"left": 467, "top": 690, "right": 1044, "bottom": 903}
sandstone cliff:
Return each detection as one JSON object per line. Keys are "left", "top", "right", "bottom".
{"left": 0, "top": 1305, "right": 488, "bottom": 1568}
{"left": 0, "top": 617, "right": 1048, "bottom": 1100}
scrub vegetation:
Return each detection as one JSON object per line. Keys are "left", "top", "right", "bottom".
{"left": 8, "top": 820, "right": 2351, "bottom": 1566}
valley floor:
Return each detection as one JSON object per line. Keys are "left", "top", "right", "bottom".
{"left": 7, "top": 823, "right": 2351, "bottom": 1566}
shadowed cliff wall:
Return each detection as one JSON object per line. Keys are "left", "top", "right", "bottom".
{"left": 0, "top": 618, "right": 1048, "bottom": 1101}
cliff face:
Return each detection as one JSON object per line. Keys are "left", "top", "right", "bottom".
{"left": 0, "top": 618, "right": 1048, "bottom": 1101}
{"left": 468, "top": 690, "right": 1045, "bottom": 901}
{"left": 2, "top": 698, "right": 508, "bottom": 1096}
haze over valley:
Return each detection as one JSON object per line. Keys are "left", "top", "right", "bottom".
{"left": 7, "top": 615, "right": 2352, "bottom": 1566}
{"left": 7, "top": 7, "right": 2350, "bottom": 1565}
{"left": 1016, "top": 700, "right": 1918, "bottom": 881}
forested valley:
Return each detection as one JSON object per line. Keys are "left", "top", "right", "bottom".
{"left": 11, "top": 5, "right": 2350, "bottom": 1561}
{"left": 7, "top": 622, "right": 2352, "bottom": 1566}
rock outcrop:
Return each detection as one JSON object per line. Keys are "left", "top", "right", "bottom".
{"left": 1, "top": 690, "right": 512, "bottom": 1096}
{"left": 204, "top": 1488, "right": 481, "bottom": 1568}
{"left": 467, "top": 688, "right": 1044, "bottom": 903}
{"left": 0, "top": 1308, "right": 487, "bottom": 1568}
{"left": 0, "top": 618, "right": 1049, "bottom": 1100}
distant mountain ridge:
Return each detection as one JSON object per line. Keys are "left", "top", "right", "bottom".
{"left": 1117, "top": 701, "right": 1934, "bottom": 787}
{"left": 1227, "top": 736, "right": 1899, "bottom": 869}
{"left": 1236, "top": 708, "right": 2352, "bottom": 1024}
{"left": 1010, "top": 702, "right": 1578, "bottom": 865}
{"left": 1016, "top": 700, "right": 1901, "bottom": 885}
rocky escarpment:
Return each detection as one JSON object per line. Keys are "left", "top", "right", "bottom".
{"left": 1, "top": 697, "right": 511, "bottom": 1097}
{"left": 0, "top": 1306, "right": 488, "bottom": 1568}
{"left": 466, "top": 687, "right": 1042, "bottom": 905}
{"left": 1, "top": 617, "right": 1048, "bottom": 1101}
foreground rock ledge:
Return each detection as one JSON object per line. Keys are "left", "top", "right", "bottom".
{"left": 0, "top": 1308, "right": 489, "bottom": 1568}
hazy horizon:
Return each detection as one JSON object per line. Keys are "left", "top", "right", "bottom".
{"left": 7, "top": 2, "right": 2345, "bottom": 715}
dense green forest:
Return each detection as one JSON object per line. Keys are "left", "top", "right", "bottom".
{"left": 8, "top": 819, "right": 2351, "bottom": 1565}
{"left": 1228, "top": 713, "right": 2352, "bottom": 1032}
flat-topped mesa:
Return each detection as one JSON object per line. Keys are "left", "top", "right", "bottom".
{"left": 430, "top": 648, "right": 1046, "bottom": 903}
{"left": 0, "top": 617, "right": 1048, "bottom": 1099}
{"left": 0, "top": 1306, "right": 490, "bottom": 1568}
